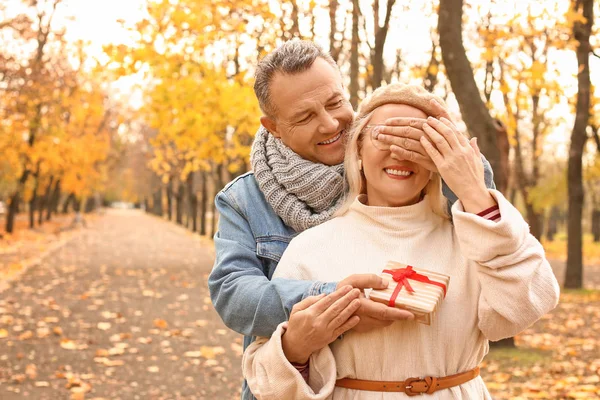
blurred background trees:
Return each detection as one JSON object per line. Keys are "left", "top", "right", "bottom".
{"left": 1, "top": 0, "right": 599, "bottom": 289}
{"left": 0, "top": 0, "right": 125, "bottom": 233}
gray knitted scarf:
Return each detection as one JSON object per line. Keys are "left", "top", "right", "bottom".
{"left": 250, "top": 126, "right": 346, "bottom": 232}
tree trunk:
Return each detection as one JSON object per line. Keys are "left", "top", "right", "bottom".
{"left": 370, "top": 0, "right": 397, "bottom": 90}
{"left": 524, "top": 202, "right": 544, "bottom": 241}
{"left": 289, "top": 0, "right": 300, "bottom": 39}
{"left": 176, "top": 182, "right": 184, "bottom": 225}
{"left": 566, "top": 0, "right": 593, "bottom": 289}
{"left": 329, "top": 0, "right": 341, "bottom": 62}
{"left": 62, "top": 192, "right": 75, "bottom": 214}
{"left": 47, "top": 179, "right": 61, "bottom": 221}
{"left": 187, "top": 172, "right": 198, "bottom": 232}
{"left": 349, "top": 0, "right": 360, "bottom": 109}
{"left": 423, "top": 42, "right": 439, "bottom": 92}
{"left": 29, "top": 169, "right": 41, "bottom": 229}
{"left": 39, "top": 176, "right": 54, "bottom": 225}
{"left": 167, "top": 177, "right": 173, "bottom": 221}
{"left": 5, "top": 169, "right": 31, "bottom": 233}
{"left": 438, "top": 0, "right": 505, "bottom": 191}
{"left": 74, "top": 197, "right": 82, "bottom": 213}
{"left": 200, "top": 171, "right": 208, "bottom": 236}
{"left": 592, "top": 209, "right": 600, "bottom": 242}
{"left": 546, "top": 206, "right": 560, "bottom": 242}
{"left": 84, "top": 197, "right": 95, "bottom": 213}
{"left": 153, "top": 188, "right": 163, "bottom": 216}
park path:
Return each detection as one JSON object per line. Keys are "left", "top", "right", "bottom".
{"left": 0, "top": 209, "right": 242, "bottom": 400}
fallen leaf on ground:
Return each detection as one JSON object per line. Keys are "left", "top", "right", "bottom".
{"left": 153, "top": 319, "right": 168, "bottom": 329}
{"left": 97, "top": 322, "right": 111, "bottom": 331}
{"left": 18, "top": 330, "right": 33, "bottom": 340}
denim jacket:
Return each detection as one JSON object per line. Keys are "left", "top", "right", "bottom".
{"left": 208, "top": 157, "right": 495, "bottom": 400}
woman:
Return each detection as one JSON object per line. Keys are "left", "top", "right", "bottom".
{"left": 242, "top": 84, "right": 560, "bottom": 399}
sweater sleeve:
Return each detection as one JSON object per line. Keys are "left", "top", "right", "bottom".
{"left": 451, "top": 190, "right": 560, "bottom": 341}
{"left": 242, "top": 322, "right": 336, "bottom": 400}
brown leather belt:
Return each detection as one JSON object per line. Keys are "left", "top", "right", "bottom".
{"left": 335, "top": 366, "right": 480, "bottom": 396}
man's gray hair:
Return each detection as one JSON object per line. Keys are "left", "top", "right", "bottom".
{"left": 254, "top": 40, "right": 339, "bottom": 118}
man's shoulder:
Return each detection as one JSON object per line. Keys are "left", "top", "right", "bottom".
{"left": 218, "top": 171, "right": 295, "bottom": 241}
{"left": 221, "top": 171, "right": 259, "bottom": 195}
{"left": 218, "top": 172, "right": 262, "bottom": 207}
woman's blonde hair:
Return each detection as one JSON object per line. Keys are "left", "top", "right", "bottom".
{"left": 336, "top": 84, "right": 451, "bottom": 219}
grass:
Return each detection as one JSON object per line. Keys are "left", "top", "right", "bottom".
{"left": 542, "top": 233, "right": 600, "bottom": 265}
{"left": 486, "top": 347, "right": 553, "bottom": 368}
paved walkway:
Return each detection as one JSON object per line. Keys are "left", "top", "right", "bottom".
{"left": 0, "top": 209, "right": 242, "bottom": 400}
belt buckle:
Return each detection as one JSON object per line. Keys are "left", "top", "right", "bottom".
{"left": 404, "top": 377, "right": 424, "bottom": 396}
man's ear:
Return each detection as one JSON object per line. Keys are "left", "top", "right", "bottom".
{"left": 260, "top": 116, "right": 280, "bottom": 138}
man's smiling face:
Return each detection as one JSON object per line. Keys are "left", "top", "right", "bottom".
{"left": 260, "top": 57, "right": 354, "bottom": 166}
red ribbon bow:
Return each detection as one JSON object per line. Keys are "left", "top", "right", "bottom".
{"left": 382, "top": 266, "right": 447, "bottom": 308}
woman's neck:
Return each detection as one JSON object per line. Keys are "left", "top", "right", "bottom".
{"left": 364, "top": 191, "right": 425, "bottom": 208}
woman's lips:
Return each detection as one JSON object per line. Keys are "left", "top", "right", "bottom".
{"left": 384, "top": 166, "right": 414, "bottom": 180}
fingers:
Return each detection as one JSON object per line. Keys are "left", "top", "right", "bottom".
{"left": 291, "top": 293, "right": 326, "bottom": 313}
{"left": 424, "top": 117, "right": 460, "bottom": 150}
{"left": 429, "top": 98, "right": 451, "bottom": 120}
{"left": 333, "top": 315, "right": 360, "bottom": 338}
{"left": 359, "top": 298, "right": 415, "bottom": 321}
{"left": 470, "top": 137, "right": 481, "bottom": 158}
{"left": 419, "top": 137, "right": 444, "bottom": 168}
{"left": 319, "top": 289, "right": 360, "bottom": 328}
{"left": 439, "top": 117, "right": 469, "bottom": 147}
{"left": 376, "top": 135, "right": 427, "bottom": 156}
{"left": 311, "top": 285, "right": 356, "bottom": 315}
{"left": 389, "top": 145, "right": 438, "bottom": 172}
{"left": 341, "top": 274, "right": 389, "bottom": 290}
{"left": 377, "top": 125, "right": 426, "bottom": 141}
{"left": 384, "top": 117, "right": 428, "bottom": 128}
{"left": 326, "top": 295, "right": 361, "bottom": 331}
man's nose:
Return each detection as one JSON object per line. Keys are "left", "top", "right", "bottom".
{"left": 318, "top": 111, "right": 340, "bottom": 133}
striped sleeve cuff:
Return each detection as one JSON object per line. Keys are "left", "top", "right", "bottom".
{"left": 477, "top": 205, "right": 501, "bottom": 222}
{"left": 291, "top": 360, "right": 310, "bottom": 383}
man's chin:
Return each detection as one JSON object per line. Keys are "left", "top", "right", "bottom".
{"left": 315, "top": 152, "right": 345, "bottom": 166}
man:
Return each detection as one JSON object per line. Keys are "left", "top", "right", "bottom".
{"left": 208, "top": 40, "right": 495, "bottom": 400}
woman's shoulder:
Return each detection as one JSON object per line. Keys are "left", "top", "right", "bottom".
{"left": 285, "top": 215, "right": 352, "bottom": 253}
{"left": 294, "top": 214, "right": 351, "bottom": 239}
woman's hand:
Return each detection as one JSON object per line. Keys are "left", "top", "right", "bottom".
{"left": 281, "top": 286, "right": 361, "bottom": 364}
{"left": 419, "top": 114, "right": 497, "bottom": 214}
{"left": 374, "top": 98, "right": 454, "bottom": 172}
{"left": 351, "top": 294, "right": 414, "bottom": 333}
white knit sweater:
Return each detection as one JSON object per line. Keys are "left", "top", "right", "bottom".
{"left": 242, "top": 190, "right": 560, "bottom": 399}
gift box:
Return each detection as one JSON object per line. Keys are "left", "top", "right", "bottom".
{"left": 369, "top": 261, "right": 450, "bottom": 325}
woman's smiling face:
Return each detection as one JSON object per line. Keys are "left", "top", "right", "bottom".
{"left": 360, "top": 104, "right": 432, "bottom": 207}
